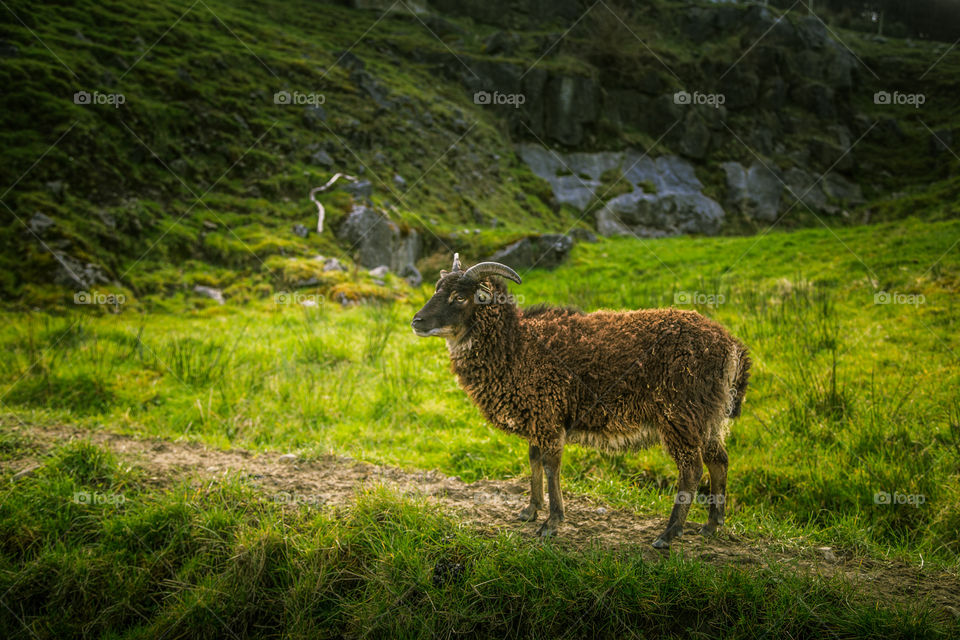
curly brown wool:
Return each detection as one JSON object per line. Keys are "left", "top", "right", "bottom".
{"left": 411, "top": 256, "right": 751, "bottom": 547}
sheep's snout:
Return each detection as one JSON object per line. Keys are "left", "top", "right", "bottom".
{"left": 411, "top": 314, "right": 451, "bottom": 338}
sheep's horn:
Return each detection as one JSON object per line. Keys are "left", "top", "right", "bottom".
{"left": 462, "top": 261, "right": 522, "bottom": 285}
{"left": 451, "top": 253, "right": 462, "bottom": 272}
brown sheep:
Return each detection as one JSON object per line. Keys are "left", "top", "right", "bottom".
{"left": 411, "top": 254, "right": 751, "bottom": 548}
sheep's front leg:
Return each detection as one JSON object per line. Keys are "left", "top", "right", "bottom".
{"left": 518, "top": 443, "right": 545, "bottom": 522}
{"left": 537, "top": 445, "right": 565, "bottom": 538}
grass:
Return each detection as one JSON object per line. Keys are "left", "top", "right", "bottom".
{"left": 1, "top": 440, "right": 957, "bottom": 639}
{"left": 2, "top": 217, "right": 958, "bottom": 569}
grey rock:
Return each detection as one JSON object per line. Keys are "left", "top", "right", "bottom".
{"left": 53, "top": 253, "right": 109, "bottom": 290}
{"left": 337, "top": 204, "right": 420, "bottom": 275}
{"left": 351, "top": 69, "right": 393, "bottom": 110}
{"left": 193, "top": 285, "right": 225, "bottom": 305}
{"left": 722, "top": 161, "right": 782, "bottom": 222}
{"left": 336, "top": 51, "right": 365, "bottom": 71}
{"left": 292, "top": 224, "right": 310, "bottom": 238}
{"left": 302, "top": 105, "right": 327, "bottom": 129}
{"left": 46, "top": 180, "right": 66, "bottom": 199}
{"left": 28, "top": 212, "right": 55, "bottom": 237}
{"left": 489, "top": 234, "right": 573, "bottom": 269}
{"left": 570, "top": 228, "right": 597, "bottom": 243}
{"left": 678, "top": 111, "right": 711, "bottom": 159}
{"left": 322, "top": 257, "right": 347, "bottom": 272}
{"left": 295, "top": 276, "right": 321, "bottom": 288}
{"left": 343, "top": 180, "right": 373, "bottom": 199}
{"left": 783, "top": 167, "right": 831, "bottom": 213}
{"left": 393, "top": 173, "right": 406, "bottom": 189}
{"left": 519, "top": 144, "right": 726, "bottom": 236}
{"left": 821, "top": 172, "right": 864, "bottom": 205}
{"left": 401, "top": 263, "right": 423, "bottom": 287}
{"left": 310, "top": 149, "right": 334, "bottom": 166}
{"left": 369, "top": 265, "right": 390, "bottom": 278}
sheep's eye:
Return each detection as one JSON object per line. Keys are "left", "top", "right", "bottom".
{"left": 454, "top": 294, "right": 467, "bottom": 304}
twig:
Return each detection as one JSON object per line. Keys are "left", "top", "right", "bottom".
{"left": 310, "top": 173, "right": 358, "bottom": 232}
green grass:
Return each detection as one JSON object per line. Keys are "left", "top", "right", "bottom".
{"left": 1, "top": 441, "right": 956, "bottom": 639}
{"left": 2, "top": 218, "right": 958, "bottom": 569}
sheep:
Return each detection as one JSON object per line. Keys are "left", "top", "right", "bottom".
{"left": 411, "top": 254, "right": 751, "bottom": 548}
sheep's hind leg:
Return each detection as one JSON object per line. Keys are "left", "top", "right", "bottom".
{"left": 652, "top": 447, "right": 703, "bottom": 549}
{"left": 536, "top": 445, "right": 565, "bottom": 538}
{"left": 518, "top": 443, "right": 545, "bottom": 522}
{"left": 699, "top": 441, "right": 727, "bottom": 537}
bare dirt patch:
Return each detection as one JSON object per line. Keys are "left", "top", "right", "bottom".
{"left": 4, "top": 423, "right": 959, "bottom": 618}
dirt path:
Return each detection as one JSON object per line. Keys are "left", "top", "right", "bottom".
{"left": 4, "top": 424, "right": 960, "bottom": 618}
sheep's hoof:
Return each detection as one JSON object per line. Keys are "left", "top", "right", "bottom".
{"left": 699, "top": 523, "right": 719, "bottom": 537}
{"left": 517, "top": 506, "right": 539, "bottom": 522}
{"left": 652, "top": 525, "right": 682, "bottom": 549}
{"left": 537, "top": 518, "right": 562, "bottom": 538}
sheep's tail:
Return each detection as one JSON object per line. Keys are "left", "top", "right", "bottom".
{"left": 728, "top": 346, "right": 751, "bottom": 419}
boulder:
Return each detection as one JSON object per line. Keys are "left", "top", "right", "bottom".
{"left": 28, "top": 212, "right": 55, "bottom": 237}
{"left": 821, "top": 172, "right": 864, "bottom": 205}
{"left": 783, "top": 167, "right": 831, "bottom": 213}
{"left": 489, "top": 234, "right": 573, "bottom": 269}
{"left": 292, "top": 224, "right": 310, "bottom": 238}
{"left": 336, "top": 204, "right": 421, "bottom": 275}
{"left": 53, "top": 253, "right": 109, "bottom": 290}
{"left": 722, "top": 161, "right": 782, "bottom": 222}
{"left": 193, "top": 285, "right": 225, "bottom": 305}
{"left": 518, "top": 145, "right": 726, "bottom": 236}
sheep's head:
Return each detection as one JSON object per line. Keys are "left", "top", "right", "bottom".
{"left": 411, "top": 253, "right": 522, "bottom": 340}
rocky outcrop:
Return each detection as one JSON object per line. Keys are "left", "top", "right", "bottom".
{"left": 722, "top": 162, "right": 782, "bottom": 222}
{"left": 336, "top": 204, "right": 421, "bottom": 280}
{"left": 518, "top": 144, "right": 725, "bottom": 236}
{"left": 722, "top": 161, "right": 864, "bottom": 219}
{"left": 489, "top": 234, "right": 573, "bottom": 269}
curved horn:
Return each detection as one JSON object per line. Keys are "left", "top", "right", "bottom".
{"left": 451, "top": 253, "right": 462, "bottom": 272}
{"left": 462, "top": 261, "right": 522, "bottom": 285}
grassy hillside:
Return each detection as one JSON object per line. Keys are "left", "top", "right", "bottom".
{"left": 2, "top": 0, "right": 959, "bottom": 304}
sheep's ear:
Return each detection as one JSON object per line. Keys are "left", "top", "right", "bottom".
{"left": 439, "top": 270, "right": 449, "bottom": 278}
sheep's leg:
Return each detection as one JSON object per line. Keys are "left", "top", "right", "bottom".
{"left": 652, "top": 447, "right": 703, "bottom": 549}
{"left": 536, "top": 446, "right": 565, "bottom": 538}
{"left": 699, "top": 441, "right": 727, "bottom": 536}
{"left": 518, "top": 444, "right": 545, "bottom": 522}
